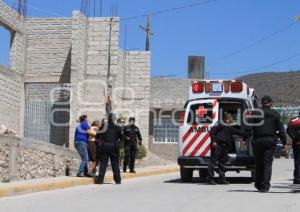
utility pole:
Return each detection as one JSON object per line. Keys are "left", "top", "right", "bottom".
{"left": 105, "top": 17, "right": 113, "bottom": 114}
{"left": 139, "top": 14, "right": 154, "bottom": 51}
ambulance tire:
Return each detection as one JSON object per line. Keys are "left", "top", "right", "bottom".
{"left": 199, "top": 169, "right": 208, "bottom": 179}
{"left": 180, "top": 166, "right": 193, "bottom": 183}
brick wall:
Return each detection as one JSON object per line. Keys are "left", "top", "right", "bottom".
{"left": 0, "top": 65, "right": 23, "bottom": 134}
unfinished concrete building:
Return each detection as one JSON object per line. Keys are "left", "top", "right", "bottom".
{"left": 0, "top": 0, "right": 150, "bottom": 148}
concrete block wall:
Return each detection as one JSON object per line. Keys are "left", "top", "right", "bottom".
{"left": 10, "top": 31, "right": 25, "bottom": 74}
{"left": 81, "top": 17, "right": 120, "bottom": 122}
{"left": 0, "top": 0, "right": 24, "bottom": 32}
{"left": 86, "top": 17, "right": 119, "bottom": 76}
{"left": 0, "top": 65, "right": 23, "bottom": 135}
{"left": 1, "top": 2, "right": 151, "bottom": 150}
{"left": 69, "top": 11, "right": 88, "bottom": 146}
{"left": 0, "top": 1, "right": 25, "bottom": 137}
{"left": 24, "top": 18, "right": 72, "bottom": 83}
{"left": 79, "top": 18, "right": 151, "bottom": 147}
{"left": 113, "top": 51, "right": 151, "bottom": 147}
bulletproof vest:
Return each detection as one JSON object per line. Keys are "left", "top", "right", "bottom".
{"left": 254, "top": 107, "right": 280, "bottom": 137}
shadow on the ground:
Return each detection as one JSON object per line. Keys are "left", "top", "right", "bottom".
{"left": 271, "top": 182, "right": 300, "bottom": 193}
{"left": 228, "top": 190, "right": 300, "bottom": 194}
{"left": 228, "top": 183, "right": 300, "bottom": 194}
{"left": 164, "top": 177, "right": 253, "bottom": 185}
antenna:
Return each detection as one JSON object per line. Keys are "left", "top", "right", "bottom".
{"left": 139, "top": 14, "right": 154, "bottom": 51}
{"left": 13, "top": 0, "right": 27, "bottom": 17}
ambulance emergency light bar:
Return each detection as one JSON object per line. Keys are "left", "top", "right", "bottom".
{"left": 192, "top": 80, "right": 243, "bottom": 94}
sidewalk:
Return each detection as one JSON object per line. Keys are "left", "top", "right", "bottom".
{"left": 0, "top": 164, "right": 179, "bottom": 198}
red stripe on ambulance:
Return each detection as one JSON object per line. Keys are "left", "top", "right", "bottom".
{"left": 182, "top": 125, "right": 196, "bottom": 143}
{"left": 200, "top": 141, "right": 211, "bottom": 157}
{"left": 190, "top": 133, "right": 210, "bottom": 157}
{"left": 183, "top": 131, "right": 203, "bottom": 156}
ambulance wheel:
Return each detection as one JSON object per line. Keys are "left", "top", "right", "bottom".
{"left": 180, "top": 166, "right": 193, "bottom": 183}
{"left": 199, "top": 169, "right": 208, "bottom": 179}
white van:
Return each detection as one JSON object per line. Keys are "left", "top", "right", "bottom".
{"left": 178, "top": 80, "right": 259, "bottom": 182}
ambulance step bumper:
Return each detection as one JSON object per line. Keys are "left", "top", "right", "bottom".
{"left": 177, "top": 156, "right": 255, "bottom": 169}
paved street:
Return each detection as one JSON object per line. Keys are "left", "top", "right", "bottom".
{"left": 0, "top": 159, "right": 299, "bottom": 212}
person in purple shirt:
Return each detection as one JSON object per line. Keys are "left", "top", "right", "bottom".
{"left": 74, "top": 115, "right": 96, "bottom": 177}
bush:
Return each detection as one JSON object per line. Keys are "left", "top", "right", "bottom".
{"left": 136, "top": 144, "right": 147, "bottom": 160}
{"left": 119, "top": 144, "right": 147, "bottom": 162}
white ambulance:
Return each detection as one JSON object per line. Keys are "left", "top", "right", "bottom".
{"left": 178, "top": 80, "right": 259, "bottom": 182}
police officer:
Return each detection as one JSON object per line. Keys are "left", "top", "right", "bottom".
{"left": 123, "top": 117, "right": 142, "bottom": 173}
{"left": 97, "top": 113, "right": 122, "bottom": 184}
{"left": 208, "top": 112, "right": 246, "bottom": 185}
{"left": 252, "top": 95, "right": 287, "bottom": 192}
{"left": 287, "top": 111, "right": 300, "bottom": 184}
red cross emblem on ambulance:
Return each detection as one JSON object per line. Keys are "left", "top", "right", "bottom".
{"left": 197, "top": 106, "right": 207, "bottom": 118}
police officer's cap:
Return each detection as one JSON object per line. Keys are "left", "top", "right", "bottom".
{"left": 261, "top": 95, "right": 273, "bottom": 104}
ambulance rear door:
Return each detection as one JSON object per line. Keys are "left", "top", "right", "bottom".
{"left": 179, "top": 99, "right": 219, "bottom": 157}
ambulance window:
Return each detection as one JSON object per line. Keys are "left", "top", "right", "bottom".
{"left": 187, "top": 103, "right": 213, "bottom": 125}
{"left": 219, "top": 102, "right": 243, "bottom": 127}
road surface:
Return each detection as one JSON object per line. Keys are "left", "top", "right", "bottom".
{"left": 0, "top": 159, "right": 299, "bottom": 212}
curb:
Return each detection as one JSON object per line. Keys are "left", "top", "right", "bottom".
{"left": 0, "top": 166, "right": 179, "bottom": 198}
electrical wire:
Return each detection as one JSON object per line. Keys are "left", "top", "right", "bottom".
{"left": 207, "top": 21, "right": 297, "bottom": 66}
{"left": 121, "top": 0, "right": 220, "bottom": 21}
{"left": 210, "top": 53, "right": 300, "bottom": 76}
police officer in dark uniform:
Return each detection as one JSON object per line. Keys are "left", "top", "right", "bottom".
{"left": 287, "top": 111, "right": 300, "bottom": 184}
{"left": 97, "top": 113, "right": 122, "bottom": 184}
{"left": 208, "top": 112, "right": 246, "bottom": 185}
{"left": 252, "top": 95, "right": 287, "bottom": 192}
{"left": 123, "top": 117, "right": 142, "bottom": 173}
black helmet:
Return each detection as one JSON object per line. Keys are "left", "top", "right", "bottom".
{"left": 261, "top": 95, "right": 273, "bottom": 104}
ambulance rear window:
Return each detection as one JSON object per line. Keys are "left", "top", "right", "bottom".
{"left": 187, "top": 103, "right": 213, "bottom": 125}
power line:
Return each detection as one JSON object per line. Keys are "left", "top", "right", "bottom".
{"left": 10, "top": 0, "right": 220, "bottom": 19}
{"left": 121, "top": 0, "right": 220, "bottom": 21}
{"left": 210, "top": 53, "right": 300, "bottom": 76}
{"left": 207, "top": 21, "right": 297, "bottom": 66}
{"left": 15, "top": 0, "right": 65, "bottom": 17}
{"left": 26, "top": 3, "right": 65, "bottom": 17}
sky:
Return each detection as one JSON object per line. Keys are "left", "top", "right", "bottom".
{"left": 0, "top": 0, "right": 300, "bottom": 79}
